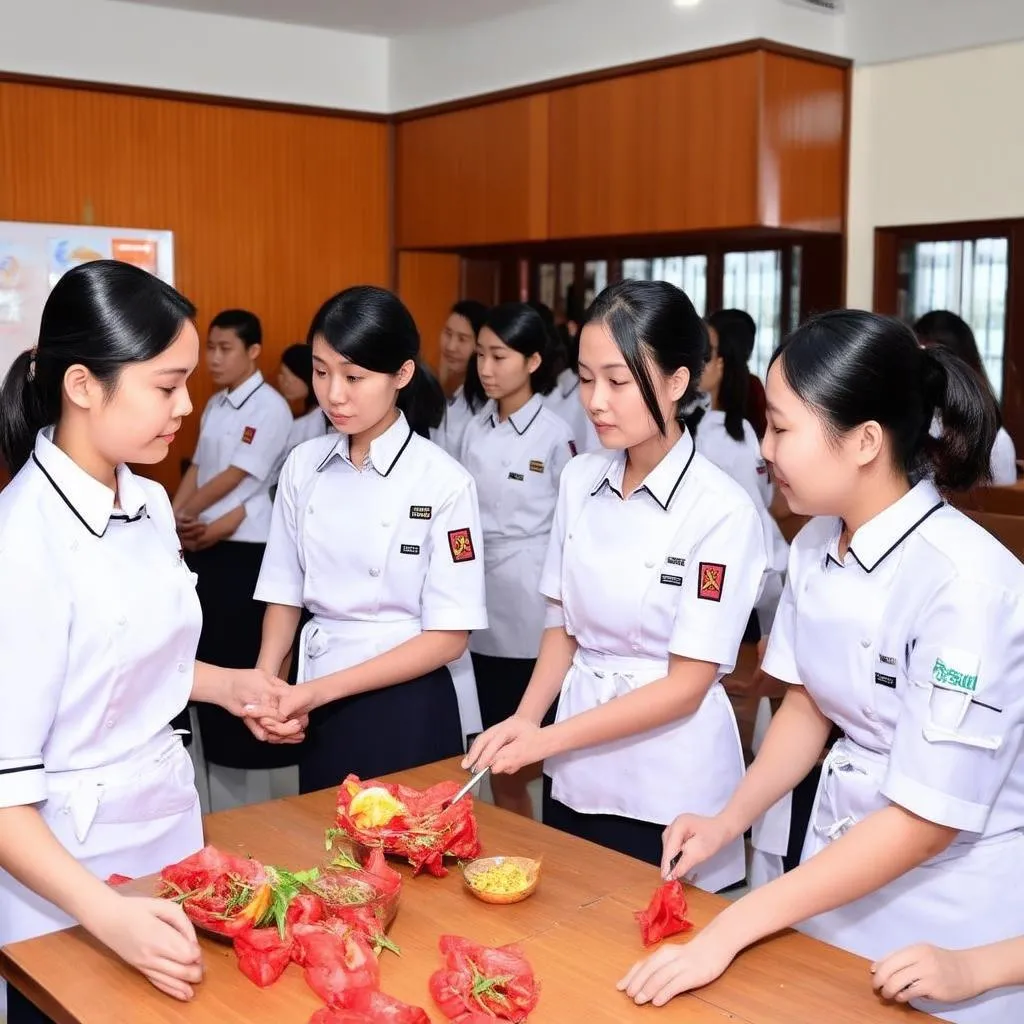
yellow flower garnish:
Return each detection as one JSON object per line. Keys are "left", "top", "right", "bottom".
{"left": 349, "top": 787, "right": 407, "bottom": 829}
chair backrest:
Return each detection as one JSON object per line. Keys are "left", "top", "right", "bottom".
{"left": 952, "top": 483, "right": 1024, "bottom": 516}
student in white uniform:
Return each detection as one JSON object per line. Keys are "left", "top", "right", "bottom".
{"left": 691, "top": 311, "right": 787, "bottom": 637}
{"left": 171, "top": 310, "right": 294, "bottom": 797}
{"left": 253, "top": 286, "right": 488, "bottom": 792}
{"left": 459, "top": 303, "right": 575, "bottom": 816}
{"left": 622, "top": 311, "right": 1024, "bottom": 1024}
{"left": 0, "top": 262, "right": 297, "bottom": 1024}
{"left": 277, "top": 343, "right": 329, "bottom": 454}
{"left": 464, "top": 280, "right": 766, "bottom": 879}
{"left": 915, "top": 310, "right": 1017, "bottom": 485}
{"left": 431, "top": 300, "right": 488, "bottom": 458}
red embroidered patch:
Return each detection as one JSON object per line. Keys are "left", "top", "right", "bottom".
{"left": 241, "top": 426, "right": 256, "bottom": 444}
{"left": 448, "top": 528, "right": 476, "bottom": 563}
{"left": 697, "top": 562, "right": 726, "bottom": 602}
{"left": 568, "top": 440, "right": 578, "bottom": 456}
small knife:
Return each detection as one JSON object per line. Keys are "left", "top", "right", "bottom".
{"left": 445, "top": 765, "right": 491, "bottom": 809}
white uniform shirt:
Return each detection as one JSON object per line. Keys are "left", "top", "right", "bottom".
{"left": 286, "top": 407, "right": 330, "bottom": 452}
{"left": 542, "top": 369, "right": 601, "bottom": 453}
{"left": 537, "top": 431, "right": 766, "bottom": 870}
{"left": 765, "top": 480, "right": 1024, "bottom": 837}
{"left": 542, "top": 430, "right": 767, "bottom": 671}
{"left": 695, "top": 408, "right": 788, "bottom": 627}
{"left": 0, "top": 429, "right": 201, "bottom": 807}
{"left": 431, "top": 386, "right": 479, "bottom": 459}
{"left": 990, "top": 426, "right": 1018, "bottom": 485}
{"left": 458, "top": 393, "right": 575, "bottom": 658}
{"left": 192, "top": 370, "right": 292, "bottom": 543}
{"left": 256, "top": 411, "right": 488, "bottom": 639}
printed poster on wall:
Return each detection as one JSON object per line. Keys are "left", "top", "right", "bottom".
{"left": 0, "top": 221, "right": 175, "bottom": 383}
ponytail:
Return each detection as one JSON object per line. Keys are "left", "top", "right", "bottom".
{"left": 920, "top": 344, "right": 998, "bottom": 491}
{"left": 0, "top": 349, "right": 61, "bottom": 474}
{"left": 399, "top": 360, "right": 446, "bottom": 438}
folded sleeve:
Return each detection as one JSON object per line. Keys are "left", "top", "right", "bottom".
{"left": 882, "top": 578, "right": 1024, "bottom": 832}
{"left": 253, "top": 451, "right": 306, "bottom": 607}
{"left": 669, "top": 502, "right": 767, "bottom": 672}
{"left": 420, "top": 477, "right": 488, "bottom": 632}
{"left": 0, "top": 553, "right": 69, "bottom": 807}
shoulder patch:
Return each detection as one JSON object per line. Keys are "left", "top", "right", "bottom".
{"left": 241, "top": 426, "right": 256, "bottom": 444}
{"left": 448, "top": 528, "right": 476, "bottom": 563}
{"left": 568, "top": 440, "right": 578, "bottom": 457}
{"left": 697, "top": 562, "right": 726, "bottom": 602}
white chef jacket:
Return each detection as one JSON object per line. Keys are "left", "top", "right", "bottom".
{"left": 430, "top": 386, "right": 479, "bottom": 460}
{"left": 192, "top": 370, "right": 292, "bottom": 542}
{"left": 538, "top": 431, "right": 766, "bottom": 889}
{"left": 0, "top": 428, "right": 203, "bottom": 958}
{"left": 459, "top": 393, "right": 575, "bottom": 658}
{"left": 762, "top": 480, "right": 1024, "bottom": 1023}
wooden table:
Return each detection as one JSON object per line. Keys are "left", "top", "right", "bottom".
{"left": 1, "top": 758, "right": 927, "bottom": 1023}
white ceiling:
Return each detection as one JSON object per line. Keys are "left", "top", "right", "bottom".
{"left": 111, "top": 0, "right": 563, "bottom": 35}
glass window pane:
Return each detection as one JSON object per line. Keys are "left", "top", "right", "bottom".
{"left": 906, "top": 237, "right": 1008, "bottom": 400}
{"left": 622, "top": 259, "right": 652, "bottom": 281}
{"left": 538, "top": 263, "right": 556, "bottom": 311}
{"left": 583, "top": 260, "right": 608, "bottom": 308}
{"left": 648, "top": 256, "right": 708, "bottom": 315}
{"left": 723, "top": 250, "right": 783, "bottom": 378}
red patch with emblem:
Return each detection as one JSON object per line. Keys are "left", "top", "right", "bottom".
{"left": 241, "top": 426, "right": 256, "bottom": 444}
{"left": 448, "top": 528, "right": 476, "bottom": 563}
{"left": 697, "top": 562, "right": 726, "bottom": 602}
{"left": 568, "top": 440, "right": 578, "bottom": 456}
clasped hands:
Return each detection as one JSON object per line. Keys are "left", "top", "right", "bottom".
{"left": 226, "top": 669, "right": 314, "bottom": 745}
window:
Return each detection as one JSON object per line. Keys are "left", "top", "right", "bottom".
{"left": 621, "top": 255, "right": 708, "bottom": 315}
{"left": 723, "top": 250, "right": 783, "bottom": 377}
{"left": 583, "top": 260, "right": 608, "bottom": 308}
{"left": 901, "top": 237, "right": 1008, "bottom": 399}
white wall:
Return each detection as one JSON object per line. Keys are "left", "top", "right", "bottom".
{"left": 846, "top": 39, "right": 1024, "bottom": 308}
{"left": 389, "top": 0, "right": 845, "bottom": 111}
{"left": 0, "top": 0, "right": 390, "bottom": 113}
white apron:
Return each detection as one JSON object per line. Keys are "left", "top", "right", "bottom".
{"left": 299, "top": 615, "right": 481, "bottom": 742}
{"left": 545, "top": 648, "right": 746, "bottom": 893}
{"left": 798, "top": 737, "right": 1024, "bottom": 1024}
{"left": 749, "top": 697, "right": 792, "bottom": 888}
{"left": 0, "top": 730, "right": 202, "bottom": 1009}
{"left": 470, "top": 534, "right": 549, "bottom": 660}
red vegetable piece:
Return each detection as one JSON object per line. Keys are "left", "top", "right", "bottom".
{"left": 293, "top": 921, "right": 380, "bottom": 1007}
{"left": 634, "top": 879, "right": 694, "bottom": 947}
{"left": 233, "top": 926, "right": 294, "bottom": 987}
{"left": 430, "top": 934, "right": 539, "bottom": 1022}
{"left": 105, "top": 874, "right": 133, "bottom": 887}
{"left": 341, "top": 989, "right": 431, "bottom": 1023}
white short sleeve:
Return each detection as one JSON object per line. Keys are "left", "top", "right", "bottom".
{"left": 669, "top": 502, "right": 767, "bottom": 671}
{"left": 0, "top": 554, "right": 69, "bottom": 807}
{"left": 228, "top": 402, "right": 292, "bottom": 482}
{"left": 253, "top": 453, "right": 306, "bottom": 608}
{"left": 539, "top": 465, "right": 571, "bottom": 605}
{"left": 549, "top": 432, "right": 575, "bottom": 483}
{"left": 191, "top": 403, "right": 212, "bottom": 467}
{"left": 882, "top": 579, "right": 1024, "bottom": 832}
{"left": 760, "top": 572, "right": 801, "bottom": 684}
{"left": 420, "top": 478, "right": 488, "bottom": 632}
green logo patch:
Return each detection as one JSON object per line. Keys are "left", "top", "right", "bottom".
{"left": 932, "top": 657, "right": 978, "bottom": 693}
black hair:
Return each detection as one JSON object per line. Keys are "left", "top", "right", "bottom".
{"left": 281, "top": 343, "right": 317, "bottom": 412}
{"left": 582, "top": 280, "right": 707, "bottom": 435}
{"left": 210, "top": 308, "right": 262, "bottom": 348}
{"left": 480, "top": 303, "right": 558, "bottom": 397}
{"left": 706, "top": 310, "right": 752, "bottom": 442}
{"left": 526, "top": 300, "right": 569, "bottom": 378}
{"left": 449, "top": 300, "right": 488, "bottom": 338}
{"left": 771, "top": 310, "right": 998, "bottom": 491}
{"left": 307, "top": 285, "right": 444, "bottom": 438}
{"left": 709, "top": 308, "right": 756, "bottom": 362}
{"left": 0, "top": 260, "right": 196, "bottom": 475}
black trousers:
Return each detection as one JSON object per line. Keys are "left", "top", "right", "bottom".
{"left": 8, "top": 985, "right": 54, "bottom": 1024}
{"left": 299, "top": 665, "right": 463, "bottom": 793}
{"left": 186, "top": 542, "right": 300, "bottom": 770}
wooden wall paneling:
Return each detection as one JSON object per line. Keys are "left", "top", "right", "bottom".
{"left": 460, "top": 259, "right": 501, "bottom": 305}
{"left": 758, "top": 53, "right": 846, "bottom": 232}
{"left": 0, "top": 81, "right": 390, "bottom": 493}
{"left": 395, "top": 95, "right": 550, "bottom": 249}
{"left": 547, "top": 54, "right": 762, "bottom": 239}
{"left": 397, "top": 251, "right": 462, "bottom": 372}
{"left": 798, "top": 234, "right": 844, "bottom": 323}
